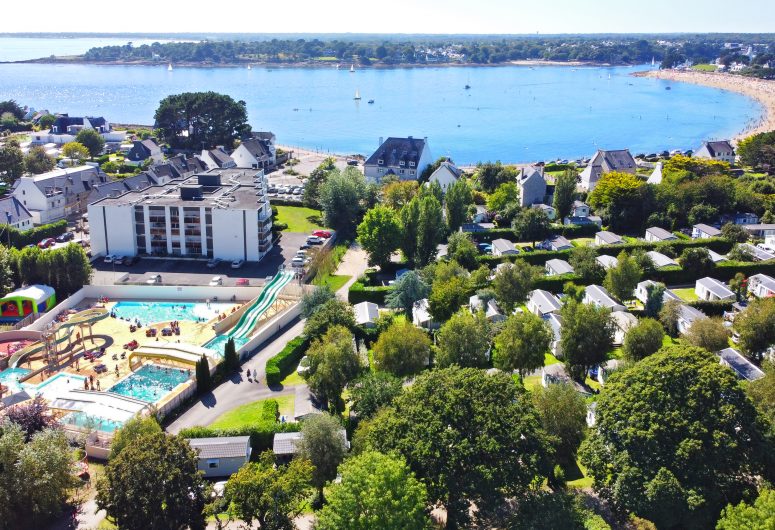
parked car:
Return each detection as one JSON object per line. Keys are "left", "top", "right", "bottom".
{"left": 209, "top": 276, "right": 223, "bottom": 286}
{"left": 312, "top": 230, "right": 332, "bottom": 239}
{"left": 299, "top": 243, "right": 311, "bottom": 250}
{"left": 306, "top": 236, "right": 323, "bottom": 245}
{"left": 291, "top": 256, "right": 306, "bottom": 267}
{"left": 206, "top": 258, "right": 222, "bottom": 269}
{"left": 295, "top": 250, "right": 307, "bottom": 258}
{"left": 231, "top": 259, "right": 245, "bottom": 269}
{"left": 56, "top": 232, "right": 74, "bottom": 243}
{"left": 123, "top": 255, "right": 140, "bottom": 266}
{"left": 37, "top": 238, "right": 56, "bottom": 249}
{"left": 347, "top": 159, "right": 359, "bottom": 166}
{"left": 114, "top": 256, "right": 125, "bottom": 265}
{"left": 236, "top": 278, "right": 250, "bottom": 286}
{"left": 103, "top": 254, "right": 116, "bottom": 263}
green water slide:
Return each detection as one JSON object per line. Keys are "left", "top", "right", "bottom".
{"left": 228, "top": 271, "right": 295, "bottom": 339}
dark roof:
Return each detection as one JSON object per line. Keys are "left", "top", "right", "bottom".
{"left": 29, "top": 166, "right": 107, "bottom": 198}
{"left": 89, "top": 174, "right": 157, "bottom": 202}
{"left": 127, "top": 139, "right": 159, "bottom": 161}
{"left": 704, "top": 140, "right": 735, "bottom": 156}
{"left": 240, "top": 138, "right": 271, "bottom": 160}
{"left": 252, "top": 131, "right": 275, "bottom": 142}
{"left": 187, "top": 436, "right": 251, "bottom": 459}
{"left": 601, "top": 149, "right": 636, "bottom": 170}
{"left": 51, "top": 115, "right": 83, "bottom": 131}
{"left": 718, "top": 348, "right": 764, "bottom": 381}
{"left": 365, "top": 137, "right": 426, "bottom": 168}
{"left": 208, "top": 148, "right": 234, "bottom": 167}
{"left": 0, "top": 197, "right": 32, "bottom": 224}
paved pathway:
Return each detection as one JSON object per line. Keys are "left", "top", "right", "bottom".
{"left": 334, "top": 243, "right": 368, "bottom": 300}
{"left": 167, "top": 319, "right": 307, "bottom": 434}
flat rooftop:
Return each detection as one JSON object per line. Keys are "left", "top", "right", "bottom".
{"left": 91, "top": 168, "right": 267, "bottom": 210}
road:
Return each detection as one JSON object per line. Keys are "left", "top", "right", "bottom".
{"left": 167, "top": 318, "right": 307, "bottom": 433}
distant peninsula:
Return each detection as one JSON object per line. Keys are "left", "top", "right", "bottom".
{"left": 10, "top": 34, "right": 775, "bottom": 69}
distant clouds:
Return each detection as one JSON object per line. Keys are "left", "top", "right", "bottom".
{"left": 6, "top": 0, "right": 775, "bottom": 34}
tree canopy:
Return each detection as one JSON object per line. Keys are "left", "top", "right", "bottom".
{"left": 493, "top": 311, "right": 552, "bottom": 376}
{"left": 297, "top": 413, "right": 347, "bottom": 505}
{"left": 362, "top": 367, "right": 550, "bottom": 529}
{"left": 622, "top": 317, "right": 664, "bottom": 361}
{"left": 372, "top": 320, "right": 430, "bottom": 376}
{"left": 303, "top": 325, "right": 361, "bottom": 413}
{"left": 154, "top": 91, "right": 250, "bottom": 149}
{"left": 492, "top": 260, "right": 540, "bottom": 313}
{"left": 580, "top": 345, "right": 773, "bottom": 530}
{"left": 588, "top": 171, "right": 648, "bottom": 232}
{"left": 357, "top": 205, "right": 402, "bottom": 268}
{"left": 315, "top": 451, "right": 431, "bottom": 530}
{"left": 436, "top": 308, "right": 491, "bottom": 368}
{"left": 716, "top": 489, "right": 775, "bottom": 530}
{"left": 560, "top": 299, "right": 615, "bottom": 378}
{"left": 75, "top": 128, "right": 106, "bottom": 157}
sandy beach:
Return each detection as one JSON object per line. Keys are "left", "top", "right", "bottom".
{"left": 635, "top": 70, "right": 775, "bottom": 142}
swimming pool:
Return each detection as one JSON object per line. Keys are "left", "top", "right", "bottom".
{"left": 0, "top": 367, "right": 31, "bottom": 393}
{"left": 203, "top": 335, "right": 249, "bottom": 356}
{"left": 61, "top": 411, "right": 123, "bottom": 433}
{"left": 108, "top": 363, "right": 191, "bottom": 403}
{"left": 111, "top": 301, "right": 232, "bottom": 325}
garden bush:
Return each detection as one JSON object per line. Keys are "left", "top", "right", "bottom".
{"left": 348, "top": 281, "right": 391, "bottom": 304}
{"left": 8, "top": 220, "right": 68, "bottom": 248}
{"left": 265, "top": 336, "right": 309, "bottom": 386}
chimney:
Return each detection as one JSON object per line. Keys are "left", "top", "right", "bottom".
{"left": 378, "top": 137, "right": 383, "bottom": 147}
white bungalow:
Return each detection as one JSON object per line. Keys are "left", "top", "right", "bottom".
{"left": 717, "top": 347, "right": 765, "bottom": 381}
{"left": 537, "top": 235, "right": 572, "bottom": 252}
{"left": 595, "top": 231, "right": 623, "bottom": 246}
{"left": 412, "top": 299, "right": 436, "bottom": 329}
{"left": 644, "top": 227, "right": 678, "bottom": 243}
{"left": 583, "top": 285, "right": 625, "bottom": 312}
{"left": 692, "top": 223, "right": 722, "bottom": 239}
{"left": 677, "top": 304, "right": 707, "bottom": 335}
{"left": 646, "top": 251, "right": 678, "bottom": 269}
{"left": 634, "top": 280, "right": 681, "bottom": 305}
{"left": 695, "top": 277, "right": 735, "bottom": 302}
{"left": 545, "top": 259, "right": 575, "bottom": 276}
{"left": 353, "top": 301, "right": 379, "bottom": 328}
{"left": 748, "top": 273, "right": 775, "bottom": 298}
{"left": 527, "top": 289, "right": 562, "bottom": 316}
{"left": 491, "top": 238, "right": 519, "bottom": 257}
{"left": 596, "top": 254, "right": 618, "bottom": 270}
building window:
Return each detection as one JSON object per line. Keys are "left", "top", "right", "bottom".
{"left": 400, "top": 169, "right": 405, "bottom": 175}
{"left": 207, "top": 459, "right": 219, "bottom": 469}
{"left": 400, "top": 161, "right": 405, "bottom": 166}
{"left": 409, "top": 161, "right": 415, "bottom": 167}
{"left": 377, "top": 168, "right": 383, "bottom": 174}
{"left": 377, "top": 159, "right": 383, "bottom": 165}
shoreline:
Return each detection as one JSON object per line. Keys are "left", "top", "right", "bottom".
{"left": 633, "top": 70, "right": 775, "bottom": 142}
{"left": 4, "top": 57, "right": 612, "bottom": 70}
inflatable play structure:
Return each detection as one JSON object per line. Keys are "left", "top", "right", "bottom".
{"left": 0, "top": 285, "right": 56, "bottom": 323}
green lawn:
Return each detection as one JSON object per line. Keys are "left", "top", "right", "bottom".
{"left": 544, "top": 352, "right": 561, "bottom": 366}
{"left": 209, "top": 396, "right": 295, "bottom": 429}
{"left": 692, "top": 64, "right": 718, "bottom": 72}
{"left": 275, "top": 205, "right": 326, "bottom": 233}
{"left": 280, "top": 365, "right": 306, "bottom": 387}
{"left": 566, "top": 458, "right": 593, "bottom": 488}
{"left": 672, "top": 287, "right": 699, "bottom": 302}
{"left": 570, "top": 237, "right": 595, "bottom": 247}
{"left": 523, "top": 375, "right": 542, "bottom": 392}
{"left": 314, "top": 274, "right": 351, "bottom": 292}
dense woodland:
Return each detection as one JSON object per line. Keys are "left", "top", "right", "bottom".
{"left": 74, "top": 34, "right": 775, "bottom": 67}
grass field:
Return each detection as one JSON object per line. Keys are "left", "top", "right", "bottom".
{"left": 314, "top": 274, "right": 351, "bottom": 292}
{"left": 570, "top": 237, "right": 595, "bottom": 247}
{"left": 672, "top": 287, "right": 699, "bottom": 302}
{"left": 544, "top": 352, "right": 561, "bottom": 366}
{"left": 280, "top": 364, "right": 306, "bottom": 387}
{"left": 692, "top": 64, "right": 718, "bottom": 72}
{"left": 523, "top": 374, "right": 542, "bottom": 392}
{"left": 566, "top": 459, "right": 593, "bottom": 488}
{"left": 275, "top": 205, "right": 325, "bottom": 233}
{"left": 209, "top": 396, "right": 295, "bottom": 429}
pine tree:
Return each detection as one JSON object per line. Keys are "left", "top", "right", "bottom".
{"left": 195, "top": 355, "right": 211, "bottom": 393}
{"left": 223, "top": 338, "right": 239, "bottom": 372}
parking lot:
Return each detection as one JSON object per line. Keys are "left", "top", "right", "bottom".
{"left": 91, "top": 232, "right": 312, "bottom": 287}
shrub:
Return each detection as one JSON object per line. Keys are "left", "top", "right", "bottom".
{"left": 265, "top": 336, "right": 309, "bottom": 386}
{"left": 8, "top": 220, "right": 67, "bottom": 248}
{"left": 348, "top": 281, "right": 391, "bottom": 304}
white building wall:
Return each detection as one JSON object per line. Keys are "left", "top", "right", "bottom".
{"left": 212, "top": 209, "right": 249, "bottom": 261}
{"left": 88, "top": 203, "right": 136, "bottom": 257}
{"left": 231, "top": 145, "right": 256, "bottom": 168}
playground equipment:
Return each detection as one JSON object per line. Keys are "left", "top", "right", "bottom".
{"left": 9, "top": 307, "right": 109, "bottom": 368}
{"left": 0, "top": 285, "right": 56, "bottom": 323}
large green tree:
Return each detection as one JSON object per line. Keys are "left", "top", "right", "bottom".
{"left": 154, "top": 91, "right": 250, "bottom": 149}
{"left": 303, "top": 298, "right": 356, "bottom": 339}
{"left": 436, "top": 308, "right": 491, "bottom": 368}
{"left": 446, "top": 231, "right": 478, "bottom": 270}
{"left": 109, "top": 416, "right": 163, "bottom": 460}
{"left": 319, "top": 167, "right": 368, "bottom": 235}
{"left": 348, "top": 371, "right": 403, "bottom": 420}
{"left": 297, "top": 413, "right": 347, "bottom": 505}
{"left": 61, "top": 141, "right": 89, "bottom": 163}
{"left": 580, "top": 346, "right": 773, "bottom": 530}
{"left": 531, "top": 383, "right": 587, "bottom": 466}
{"left": 622, "top": 318, "right": 664, "bottom": 362}
{"left": 428, "top": 275, "right": 470, "bottom": 323}
{"left": 316, "top": 451, "right": 431, "bottom": 530}
{"left": 415, "top": 194, "right": 445, "bottom": 266}
{"left": 492, "top": 260, "right": 540, "bottom": 313}
{"left": 734, "top": 297, "right": 775, "bottom": 360}
{"left": 23, "top": 146, "right": 55, "bottom": 174}
{"left": 363, "top": 367, "right": 550, "bottom": 529}
{"left": 96, "top": 431, "right": 208, "bottom": 530}
{"left": 76, "top": 128, "right": 106, "bottom": 157}
{"left": 716, "top": 489, "right": 775, "bottom": 530}
{"left": 588, "top": 171, "right": 648, "bottom": 232}
{"left": 512, "top": 207, "right": 551, "bottom": 247}
{"left": 357, "top": 205, "right": 402, "bottom": 268}
{"left": 493, "top": 311, "right": 552, "bottom": 376}
{"left": 603, "top": 251, "right": 642, "bottom": 302}
{"left": 684, "top": 317, "right": 729, "bottom": 352}
{"left": 552, "top": 169, "right": 578, "bottom": 221}
{"left": 372, "top": 320, "right": 430, "bottom": 376}
{"left": 224, "top": 451, "right": 313, "bottom": 529}
{"left": 569, "top": 246, "right": 605, "bottom": 284}
{"left": 560, "top": 300, "right": 615, "bottom": 378}
{"left": 0, "top": 424, "right": 77, "bottom": 530}
{"left": 444, "top": 178, "right": 472, "bottom": 232}
{"left": 487, "top": 182, "right": 518, "bottom": 212}
{"left": 303, "top": 325, "right": 361, "bottom": 413}
{"left": 0, "top": 141, "right": 24, "bottom": 184}
{"left": 476, "top": 162, "right": 517, "bottom": 193}
{"left": 385, "top": 270, "right": 429, "bottom": 315}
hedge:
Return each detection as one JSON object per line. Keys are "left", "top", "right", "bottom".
{"left": 8, "top": 220, "right": 68, "bottom": 248}
{"left": 468, "top": 223, "right": 599, "bottom": 244}
{"left": 534, "top": 273, "right": 581, "bottom": 292}
{"left": 269, "top": 197, "right": 304, "bottom": 206}
{"left": 687, "top": 299, "right": 734, "bottom": 316}
{"left": 348, "top": 281, "right": 391, "bottom": 304}
{"left": 266, "top": 336, "right": 309, "bottom": 386}
{"left": 179, "top": 422, "right": 301, "bottom": 456}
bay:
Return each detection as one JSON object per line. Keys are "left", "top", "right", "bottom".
{"left": 0, "top": 60, "right": 762, "bottom": 163}
{"left": 0, "top": 37, "right": 179, "bottom": 62}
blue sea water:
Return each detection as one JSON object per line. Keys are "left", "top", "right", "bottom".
{"left": 0, "top": 58, "right": 762, "bottom": 163}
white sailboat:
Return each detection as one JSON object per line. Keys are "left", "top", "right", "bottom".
{"left": 350, "top": 64, "right": 355, "bottom": 73}
{"left": 651, "top": 56, "right": 656, "bottom": 67}
{"left": 247, "top": 64, "right": 252, "bottom": 70}
{"left": 167, "top": 63, "right": 173, "bottom": 71}
{"left": 354, "top": 89, "right": 361, "bottom": 100}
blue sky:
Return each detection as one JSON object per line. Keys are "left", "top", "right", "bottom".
{"left": 8, "top": 0, "right": 775, "bottom": 34}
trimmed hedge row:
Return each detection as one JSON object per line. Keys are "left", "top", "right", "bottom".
{"left": 687, "top": 299, "right": 735, "bottom": 316}
{"left": 9, "top": 220, "right": 68, "bottom": 248}
{"left": 348, "top": 281, "right": 391, "bottom": 304}
{"left": 265, "top": 336, "right": 309, "bottom": 386}
{"left": 470, "top": 223, "right": 599, "bottom": 244}
{"left": 179, "top": 422, "right": 301, "bottom": 455}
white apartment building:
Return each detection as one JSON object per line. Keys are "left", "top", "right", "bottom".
{"left": 88, "top": 169, "right": 273, "bottom": 262}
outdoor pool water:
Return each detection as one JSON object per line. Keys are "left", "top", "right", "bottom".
{"left": 111, "top": 301, "right": 232, "bottom": 325}
{"left": 61, "top": 411, "right": 123, "bottom": 433}
{"left": 108, "top": 364, "right": 191, "bottom": 403}
{"left": 0, "top": 367, "right": 31, "bottom": 394}
{"left": 203, "top": 335, "right": 249, "bottom": 356}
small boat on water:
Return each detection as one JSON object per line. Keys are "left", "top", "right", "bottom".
{"left": 665, "top": 86, "right": 672, "bottom": 90}
{"left": 464, "top": 84, "right": 471, "bottom": 90}
{"left": 350, "top": 64, "right": 355, "bottom": 73}
{"left": 167, "top": 63, "right": 173, "bottom": 71}
{"left": 354, "top": 89, "right": 361, "bottom": 100}
{"left": 652, "top": 56, "right": 656, "bottom": 67}
{"left": 247, "top": 64, "right": 252, "bottom": 70}
{"left": 367, "top": 99, "right": 374, "bottom": 104}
